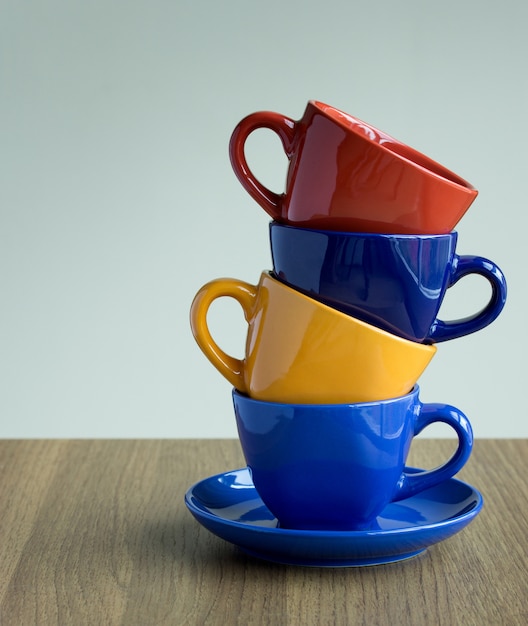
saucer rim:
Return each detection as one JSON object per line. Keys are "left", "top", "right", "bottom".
{"left": 185, "top": 466, "right": 483, "bottom": 538}
{"left": 185, "top": 467, "right": 483, "bottom": 566}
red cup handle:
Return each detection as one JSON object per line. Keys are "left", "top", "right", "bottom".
{"left": 229, "top": 111, "right": 297, "bottom": 220}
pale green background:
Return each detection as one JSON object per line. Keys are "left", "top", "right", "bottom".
{"left": 1, "top": 0, "right": 525, "bottom": 437}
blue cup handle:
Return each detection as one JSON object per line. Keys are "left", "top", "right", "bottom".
{"left": 428, "top": 255, "right": 507, "bottom": 343}
{"left": 393, "top": 402, "right": 474, "bottom": 501}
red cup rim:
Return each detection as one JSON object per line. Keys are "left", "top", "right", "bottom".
{"left": 309, "top": 100, "right": 477, "bottom": 193}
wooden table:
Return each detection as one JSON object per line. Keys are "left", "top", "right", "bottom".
{"left": 0, "top": 439, "right": 526, "bottom": 625}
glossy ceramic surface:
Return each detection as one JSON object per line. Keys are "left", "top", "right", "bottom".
{"left": 185, "top": 468, "right": 483, "bottom": 567}
{"left": 270, "top": 223, "right": 508, "bottom": 343}
{"left": 190, "top": 272, "right": 436, "bottom": 404}
{"left": 233, "top": 387, "right": 473, "bottom": 531}
{"left": 229, "top": 100, "right": 478, "bottom": 234}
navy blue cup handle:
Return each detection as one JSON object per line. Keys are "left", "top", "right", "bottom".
{"left": 429, "top": 255, "right": 507, "bottom": 343}
{"left": 394, "top": 402, "right": 474, "bottom": 501}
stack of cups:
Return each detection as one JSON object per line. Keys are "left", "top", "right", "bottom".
{"left": 190, "top": 101, "right": 507, "bottom": 532}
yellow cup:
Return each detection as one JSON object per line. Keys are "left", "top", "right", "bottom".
{"left": 190, "top": 271, "right": 436, "bottom": 404}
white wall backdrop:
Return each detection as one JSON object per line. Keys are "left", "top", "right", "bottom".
{"left": 1, "top": 0, "right": 526, "bottom": 437}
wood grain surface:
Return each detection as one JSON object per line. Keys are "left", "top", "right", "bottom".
{"left": 0, "top": 439, "right": 526, "bottom": 625}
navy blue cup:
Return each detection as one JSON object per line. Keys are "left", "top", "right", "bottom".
{"left": 233, "top": 386, "right": 473, "bottom": 531}
{"left": 269, "top": 222, "right": 507, "bottom": 343}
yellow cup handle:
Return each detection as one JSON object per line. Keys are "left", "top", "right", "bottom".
{"left": 190, "top": 277, "right": 258, "bottom": 393}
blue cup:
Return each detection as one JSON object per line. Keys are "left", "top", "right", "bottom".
{"left": 269, "top": 222, "right": 507, "bottom": 343}
{"left": 233, "top": 386, "right": 473, "bottom": 531}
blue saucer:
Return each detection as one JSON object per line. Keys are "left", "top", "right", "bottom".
{"left": 185, "top": 468, "right": 483, "bottom": 567}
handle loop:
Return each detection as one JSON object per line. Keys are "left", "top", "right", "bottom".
{"left": 229, "top": 111, "right": 297, "bottom": 219}
{"left": 190, "top": 278, "right": 257, "bottom": 392}
{"left": 394, "top": 402, "right": 473, "bottom": 501}
{"left": 429, "top": 255, "right": 507, "bottom": 343}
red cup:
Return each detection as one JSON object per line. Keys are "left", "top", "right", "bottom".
{"left": 229, "top": 100, "right": 478, "bottom": 234}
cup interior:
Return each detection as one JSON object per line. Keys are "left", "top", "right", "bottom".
{"left": 382, "top": 141, "right": 475, "bottom": 187}
{"left": 313, "top": 100, "right": 475, "bottom": 189}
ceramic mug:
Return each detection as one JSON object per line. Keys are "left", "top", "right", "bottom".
{"left": 229, "top": 100, "right": 478, "bottom": 234}
{"left": 190, "top": 271, "right": 436, "bottom": 404}
{"left": 269, "top": 222, "right": 507, "bottom": 343}
{"left": 233, "top": 386, "right": 473, "bottom": 531}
